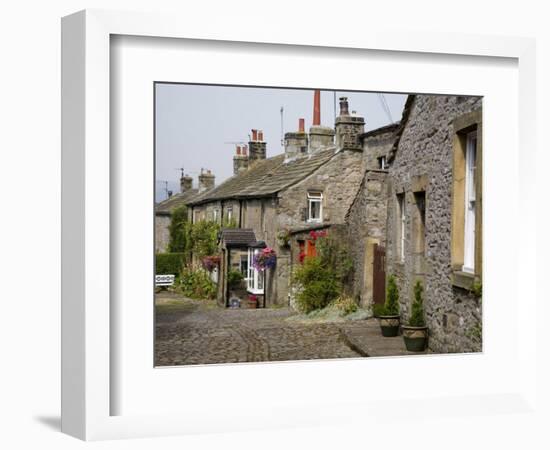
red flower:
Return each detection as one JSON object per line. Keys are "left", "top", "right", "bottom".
{"left": 309, "top": 230, "right": 328, "bottom": 241}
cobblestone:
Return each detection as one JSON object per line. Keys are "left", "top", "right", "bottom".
{"left": 155, "top": 292, "right": 425, "bottom": 366}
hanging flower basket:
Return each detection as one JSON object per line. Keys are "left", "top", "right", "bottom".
{"left": 201, "top": 255, "right": 221, "bottom": 272}
{"left": 252, "top": 247, "right": 277, "bottom": 271}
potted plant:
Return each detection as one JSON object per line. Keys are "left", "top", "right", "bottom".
{"left": 227, "top": 269, "right": 244, "bottom": 290}
{"left": 402, "top": 280, "right": 429, "bottom": 351}
{"left": 378, "top": 275, "right": 401, "bottom": 337}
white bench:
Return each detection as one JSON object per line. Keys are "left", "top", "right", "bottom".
{"left": 155, "top": 274, "right": 175, "bottom": 287}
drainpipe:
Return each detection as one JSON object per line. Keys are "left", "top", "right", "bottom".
{"left": 239, "top": 200, "right": 243, "bottom": 228}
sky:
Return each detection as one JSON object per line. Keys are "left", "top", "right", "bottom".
{"left": 155, "top": 84, "right": 407, "bottom": 202}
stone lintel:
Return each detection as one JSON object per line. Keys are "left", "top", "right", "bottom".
{"left": 411, "top": 174, "right": 428, "bottom": 192}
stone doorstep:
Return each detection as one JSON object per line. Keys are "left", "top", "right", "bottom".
{"left": 341, "top": 319, "right": 430, "bottom": 357}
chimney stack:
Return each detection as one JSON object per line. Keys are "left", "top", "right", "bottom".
{"left": 198, "top": 169, "right": 215, "bottom": 193}
{"left": 284, "top": 118, "right": 308, "bottom": 159}
{"left": 335, "top": 97, "right": 365, "bottom": 151}
{"left": 248, "top": 129, "right": 266, "bottom": 161}
{"left": 309, "top": 90, "right": 334, "bottom": 152}
{"left": 180, "top": 173, "right": 193, "bottom": 193}
{"left": 233, "top": 144, "right": 249, "bottom": 175}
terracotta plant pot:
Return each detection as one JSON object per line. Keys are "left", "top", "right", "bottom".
{"left": 247, "top": 299, "right": 258, "bottom": 309}
{"left": 378, "top": 315, "right": 400, "bottom": 337}
{"left": 402, "top": 325, "right": 429, "bottom": 351}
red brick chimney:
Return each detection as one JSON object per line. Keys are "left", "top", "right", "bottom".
{"left": 313, "top": 90, "right": 321, "bottom": 126}
{"left": 251, "top": 129, "right": 258, "bottom": 141}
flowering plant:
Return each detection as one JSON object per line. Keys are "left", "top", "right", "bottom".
{"left": 248, "top": 294, "right": 258, "bottom": 303}
{"left": 309, "top": 230, "right": 327, "bottom": 241}
{"left": 252, "top": 247, "right": 277, "bottom": 271}
{"left": 201, "top": 255, "right": 221, "bottom": 272}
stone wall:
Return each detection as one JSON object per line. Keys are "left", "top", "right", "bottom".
{"left": 345, "top": 170, "right": 389, "bottom": 307}
{"left": 385, "top": 95, "right": 482, "bottom": 353}
{"left": 277, "top": 149, "right": 365, "bottom": 227}
{"left": 363, "top": 124, "right": 399, "bottom": 170}
{"left": 155, "top": 214, "right": 171, "bottom": 253}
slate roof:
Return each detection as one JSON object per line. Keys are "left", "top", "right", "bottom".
{"left": 359, "top": 122, "right": 400, "bottom": 139}
{"left": 155, "top": 189, "right": 199, "bottom": 215}
{"left": 220, "top": 228, "right": 258, "bottom": 247}
{"left": 188, "top": 147, "right": 338, "bottom": 206}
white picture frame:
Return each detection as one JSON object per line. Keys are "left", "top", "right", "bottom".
{"left": 61, "top": 9, "right": 538, "bottom": 441}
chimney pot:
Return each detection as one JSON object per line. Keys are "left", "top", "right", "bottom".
{"left": 258, "top": 130, "right": 264, "bottom": 141}
{"left": 252, "top": 129, "right": 258, "bottom": 141}
{"left": 339, "top": 97, "right": 349, "bottom": 116}
{"left": 299, "top": 118, "right": 305, "bottom": 133}
{"left": 243, "top": 146, "right": 247, "bottom": 155}
{"left": 236, "top": 145, "right": 241, "bottom": 155}
{"left": 313, "top": 90, "right": 321, "bottom": 126}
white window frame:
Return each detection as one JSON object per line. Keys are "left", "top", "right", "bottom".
{"left": 247, "top": 248, "right": 264, "bottom": 294}
{"left": 398, "top": 193, "right": 406, "bottom": 262}
{"left": 378, "top": 155, "right": 387, "bottom": 169}
{"left": 213, "top": 209, "right": 219, "bottom": 223}
{"left": 463, "top": 131, "right": 477, "bottom": 273}
{"left": 307, "top": 191, "right": 323, "bottom": 223}
{"left": 226, "top": 207, "right": 233, "bottom": 222}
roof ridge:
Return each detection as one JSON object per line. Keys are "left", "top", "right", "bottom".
{"left": 188, "top": 150, "right": 339, "bottom": 206}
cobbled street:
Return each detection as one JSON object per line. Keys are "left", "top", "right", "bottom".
{"left": 155, "top": 292, "right": 422, "bottom": 366}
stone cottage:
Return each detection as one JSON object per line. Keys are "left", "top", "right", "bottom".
{"left": 187, "top": 94, "right": 366, "bottom": 307}
{"left": 346, "top": 94, "right": 483, "bottom": 353}
{"left": 154, "top": 169, "right": 215, "bottom": 253}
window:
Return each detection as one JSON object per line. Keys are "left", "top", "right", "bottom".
{"left": 240, "top": 255, "right": 248, "bottom": 277}
{"left": 413, "top": 191, "right": 426, "bottom": 256}
{"left": 247, "top": 248, "right": 264, "bottom": 294}
{"left": 307, "top": 192, "right": 323, "bottom": 223}
{"left": 226, "top": 207, "right": 233, "bottom": 223}
{"left": 213, "top": 209, "right": 219, "bottom": 223}
{"left": 463, "top": 131, "right": 477, "bottom": 273}
{"left": 397, "top": 193, "right": 406, "bottom": 262}
{"left": 378, "top": 156, "right": 387, "bottom": 170}
{"left": 450, "top": 109, "right": 482, "bottom": 288}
